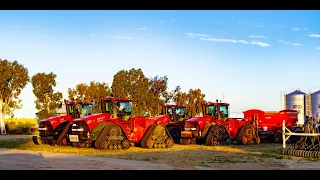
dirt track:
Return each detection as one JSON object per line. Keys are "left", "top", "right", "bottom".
{"left": 1, "top": 135, "right": 320, "bottom": 170}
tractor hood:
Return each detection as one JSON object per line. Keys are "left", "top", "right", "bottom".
{"left": 40, "top": 114, "right": 73, "bottom": 125}
{"left": 73, "top": 113, "right": 111, "bottom": 124}
{"left": 152, "top": 114, "right": 170, "bottom": 124}
{"left": 185, "top": 115, "right": 212, "bottom": 123}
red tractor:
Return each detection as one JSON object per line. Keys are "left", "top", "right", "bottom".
{"left": 32, "top": 99, "right": 93, "bottom": 146}
{"left": 243, "top": 109, "right": 301, "bottom": 143}
{"left": 69, "top": 97, "right": 174, "bottom": 150}
{"left": 152, "top": 103, "right": 187, "bottom": 143}
{"left": 180, "top": 100, "right": 260, "bottom": 146}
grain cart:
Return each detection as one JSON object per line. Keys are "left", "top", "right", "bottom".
{"left": 243, "top": 109, "right": 301, "bottom": 143}
{"left": 180, "top": 100, "right": 260, "bottom": 146}
{"left": 32, "top": 99, "right": 93, "bottom": 146}
{"left": 152, "top": 103, "right": 187, "bottom": 143}
{"left": 282, "top": 116, "right": 320, "bottom": 158}
{"left": 70, "top": 97, "right": 174, "bottom": 150}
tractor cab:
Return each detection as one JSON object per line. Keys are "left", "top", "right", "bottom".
{"left": 203, "top": 100, "right": 229, "bottom": 122}
{"left": 100, "top": 97, "right": 133, "bottom": 121}
{"left": 161, "top": 104, "right": 187, "bottom": 122}
{"left": 65, "top": 100, "right": 93, "bottom": 119}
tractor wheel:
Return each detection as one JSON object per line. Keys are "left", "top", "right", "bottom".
{"left": 40, "top": 139, "right": 47, "bottom": 144}
{"left": 213, "top": 124, "right": 230, "bottom": 146}
{"left": 255, "top": 137, "right": 261, "bottom": 144}
{"left": 60, "top": 137, "right": 68, "bottom": 146}
{"left": 165, "top": 138, "right": 174, "bottom": 148}
{"left": 167, "top": 126, "right": 181, "bottom": 144}
{"left": 72, "top": 142, "right": 85, "bottom": 148}
{"left": 121, "top": 139, "right": 130, "bottom": 150}
{"left": 205, "top": 125, "right": 215, "bottom": 146}
{"left": 180, "top": 138, "right": 190, "bottom": 145}
{"left": 237, "top": 124, "right": 256, "bottom": 145}
{"left": 242, "top": 136, "right": 248, "bottom": 145}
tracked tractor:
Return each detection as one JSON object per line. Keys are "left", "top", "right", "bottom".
{"left": 32, "top": 99, "right": 93, "bottom": 146}
{"left": 152, "top": 104, "right": 187, "bottom": 143}
{"left": 70, "top": 97, "right": 174, "bottom": 150}
{"left": 180, "top": 100, "right": 260, "bottom": 146}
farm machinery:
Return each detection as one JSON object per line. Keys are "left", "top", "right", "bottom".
{"left": 152, "top": 103, "right": 187, "bottom": 143}
{"left": 243, "top": 109, "right": 301, "bottom": 143}
{"left": 180, "top": 100, "right": 260, "bottom": 146}
{"left": 32, "top": 99, "right": 93, "bottom": 146}
{"left": 69, "top": 97, "right": 174, "bottom": 150}
{"left": 282, "top": 115, "right": 320, "bottom": 158}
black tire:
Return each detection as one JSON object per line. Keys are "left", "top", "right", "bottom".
{"left": 167, "top": 126, "right": 181, "bottom": 144}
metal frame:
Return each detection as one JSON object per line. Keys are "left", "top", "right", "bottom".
{"left": 282, "top": 120, "right": 320, "bottom": 148}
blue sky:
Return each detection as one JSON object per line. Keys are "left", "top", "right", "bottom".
{"left": 0, "top": 10, "right": 319, "bottom": 118}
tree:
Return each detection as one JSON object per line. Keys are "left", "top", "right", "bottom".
{"left": 185, "top": 88, "right": 206, "bottom": 119}
{"left": 167, "top": 86, "right": 205, "bottom": 119}
{"left": 68, "top": 81, "right": 112, "bottom": 113}
{"left": 112, "top": 68, "right": 149, "bottom": 116}
{"left": 31, "top": 72, "right": 63, "bottom": 120}
{"left": 145, "top": 75, "right": 168, "bottom": 117}
{"left": 0, "top": 59, "right": 29, "bottom": 134}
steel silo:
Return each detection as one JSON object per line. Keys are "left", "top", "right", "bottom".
{"left": 311, "top": 90, "right": 320, "bottom": 118}
{"left": 285, "top": 90, "right": 306, "bottom": 125}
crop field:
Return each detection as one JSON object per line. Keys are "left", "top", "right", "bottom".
{"left": 0, "top": 138, "right": 320, "bottom": 170}
{"left": 5, "top": 118, "right": 38, "bottom": 128}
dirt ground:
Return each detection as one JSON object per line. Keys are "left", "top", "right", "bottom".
{"left": 1, "top": 135, "right": 320, "bottom": 170}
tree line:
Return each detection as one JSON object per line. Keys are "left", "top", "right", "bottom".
{"left": 0, "top": 58, "right": 206, "bottom": 134}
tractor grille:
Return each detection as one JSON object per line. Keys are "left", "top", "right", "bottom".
{"left": 71, "top": 121, "right": 90, "bottom": 141}
{"left": 184, "top": 121, "right": 196, "bottom": 129}
{"left": 38, "top": 121, "right": 53, "bottom": 137}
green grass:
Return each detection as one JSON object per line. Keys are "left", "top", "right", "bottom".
{"left": 260, "top": 152, "right": 284, "bottom": 159}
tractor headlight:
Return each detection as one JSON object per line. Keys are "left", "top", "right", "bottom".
{"left": 38, "top": 128, "right": 47, "bottom": 131}
{"left": 72, "top": 128, "right": 84, "bottom": 132}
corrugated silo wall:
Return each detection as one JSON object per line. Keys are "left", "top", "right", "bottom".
{"left": 311, "top": 91, "right": 320, "bottom": 118}
{"left": 285, "top": 91, "right": 306, "bottom": 125}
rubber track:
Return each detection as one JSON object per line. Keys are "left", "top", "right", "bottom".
{"left": 141, "top": 124, "right": 158, "bottom": 148}
{"left": 57, "top": 123, "right": 70, "bottom": 146}
{"left": 141, "top": 124, "right": 172, "bottom": 149}
{"left": 180, "top": 138, "right": 190, "bottom": 145}
{"left": 94, "top": 125, "right": 109, "bottom": 150}
{"left": 205, "top": 125, "right": 214, "bottom": 146}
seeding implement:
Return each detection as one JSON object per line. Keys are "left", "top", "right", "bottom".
{"left": 180, "top": 100, "right": 260, "bottom": 146}
{"left": 243, "top": 109, "right": 301, "bottom": 143}
{"left": 152, "top": 104, "right": 187, "bottom": 143}
{"left": 32, "top": 99, "right": 93, "bottom": 146}
{"left": 69, "top": 97, "right": 173, "bottom": 150}
{"left": 282, "top": 115, "right": 320, "bottom": 158}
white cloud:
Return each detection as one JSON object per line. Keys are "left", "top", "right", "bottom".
{"left": 103, "top": 36, "right": 107, "bottom": 38}
{"left": 185, "top": 33, "right": 209, "bottom": 38}
{"left": 253, "top": 23, "right": 264, "bottom": 28}
{"left": 114, "top": 36, "right": 132, "bottom": 40}
{"left": 317, "top": 47, "right": 320, "bottom": 50}
{"left": 158, "top": 21, "right": 164, "bottom": 23}
{"left": 279, "top": 40, "right": 304, "bottom": 46}
{"left": 138, "top": 28, "right": 147, "bottom": 30}
{"left": 249, "top": 35, "right": 267, "bottom": 39}
{"left": 308, "top": 34, "right": 320, "bottom": 38}
{"left": 291, "top": 43, "right": 304, "bottom": 46}
{"left": 200, "top": 38, "right": 249, "bottom": 44}
{"left": 250, "top": 41, "right": 270, "bottom": 47}
{"left": 291, "top": 28, "right": 300, "bottom": 31}
{"left": 304, "top": 28, "right": 308, "bottom": 30}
